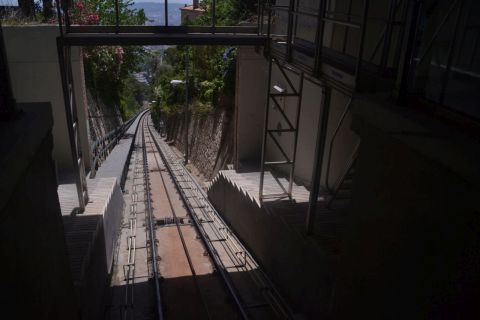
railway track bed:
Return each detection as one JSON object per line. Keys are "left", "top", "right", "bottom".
{"left": 106, "top": 113, "right": 292, "bottom": 320}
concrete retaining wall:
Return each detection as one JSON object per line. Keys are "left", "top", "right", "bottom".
{"left": 166, "top": 105, "right": 234, "bottom": 180}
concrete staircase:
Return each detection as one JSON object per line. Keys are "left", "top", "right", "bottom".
{"left": 207, "top": 170, "right": 310, "bottom": 207}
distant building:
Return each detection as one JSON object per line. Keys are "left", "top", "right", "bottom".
{"left": 180, "top": 1, "right": 204, "bottom": 24}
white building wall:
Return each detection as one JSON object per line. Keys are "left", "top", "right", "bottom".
{"left": 235, "top": 47, "right": 360, "bottom": 190}
{"left": 234, "top": 46, "right": 268, "bottom": 170}
{"left": 3, "top": 25, "right": 91, "bottom": 179}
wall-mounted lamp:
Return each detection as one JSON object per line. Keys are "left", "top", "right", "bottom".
{"left": 273, "top": 85, "right": 285, "bottom": 93}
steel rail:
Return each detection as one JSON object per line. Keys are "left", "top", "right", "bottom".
{"left": 147, "top": 115, "right": 293, "bottom": 319}
{"left": 157, "top": 141, "right": 291, "bottom": 319}
{"left": 143, "top": 125, "right": 213, "bottom": 320}
{"left": 122, "top": 129, "right": 142, "bottom": 319}
{"left": 140, "top": 116, "right": 164, "bottom": 320}
{"left": 145, "top": 117, "right": 250, "bottom": 320}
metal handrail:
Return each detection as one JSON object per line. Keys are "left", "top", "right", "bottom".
{"left": 89, "top": 113, "right": 138, "bottom": 178}
{"left": 325, "top": 97, "right": 353, "bottom": 192}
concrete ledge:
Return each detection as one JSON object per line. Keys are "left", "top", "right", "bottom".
{"left": 62, "top": 177, "right": 124, "bottom": 320}
{"left": 207, "top": 171, "right": 335, "bottom": 319}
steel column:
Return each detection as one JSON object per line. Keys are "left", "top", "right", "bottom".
{"left": 396, "top": 0, "right": 422, "bottom": 104}
{"left": 259, "top": 58, "right": 273, "bottom": 200}
{"left": 57, "top": 38, "right": 89, "bottom": 214}
{"left": 314, "top": 0, "right": 327, "bottom": 77}
{"left": 439, "top": 0, "right": 465, "bottom": 105}
{"left": 165, "top": 0, "right": 169, "bottom": 26}
{"left": 354, "top": 0, "right": 370, "bottom": 88}
{"left": 115, "top": 0, "right": 120, "bottom": 33}
{"left": 306, "top": 86, "right": 331, "bottom": 235}
{"left": 288, "top": 72, "right": 304, "bottom": 195}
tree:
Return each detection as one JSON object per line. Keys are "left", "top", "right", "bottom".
{"left": 70, "top": 0, "right": 148, "bottom": 120}
{"left": 196, "top": 0, "right": 258, "bottom": 26}
{"left": 18, "top": 0, "right": 35, "bottom": 19}
{"left": 42, "top": 0, "right": 54, "bottom": 20}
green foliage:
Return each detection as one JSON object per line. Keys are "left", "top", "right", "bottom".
{"left": 196, "top": 0, "right": 258, "bottom": 26}
{"left": 82, "top": 0, "right": 146, "bottom": 25}
{"left": 147, "top": 45, "right": 236, "bottom": 119}
{"left": 75, "top": 0, "right": 147, "bottom": 120}
{"left": 147, "top": 0, "right": 255, "bottom": 122}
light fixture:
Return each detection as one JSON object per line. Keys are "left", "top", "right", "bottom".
{"left": 170, "top": 79, "right": 185, "bottom": 85}
{"left": 273, "top": 85, "right": 285, "bottom": 93}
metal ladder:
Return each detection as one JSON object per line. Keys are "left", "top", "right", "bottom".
{"left": 57, "top": 40, "right": 89, "bottom": 214}
{"left": 259, "top": 58, "right": 304, "bottom": 201}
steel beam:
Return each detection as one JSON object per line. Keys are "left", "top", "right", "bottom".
{"left": 60, "top": 33, "right": 266, "bottom": 46}
{"left": 67, "top": 25, "right": 258, "bottom": 34}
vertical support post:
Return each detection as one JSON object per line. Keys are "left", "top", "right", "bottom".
{"left": 354, "top": 0, "right": 370, "bottom": 88}
{"left": 396, "top": 0, "right": 422, "bottom": 105}
{"left": 380, "top": 0, "right": 396, "bottom": 74}
{"left": 259, "top": 58, "right": 273, "bottom": 201}
{"left": 212, "top": 0, "right": 216, "bottom": 29}
{"left": 115, "top": 0, "right": 120, "bottom": 33}
{"left": 257, "top": 0, "right": 262, "bottom": 35}
{"left": 439, "top": 0, "right": 465, "bottom": 105}
{"left": 306, "top": 86, "right": 331, "bottom": 235}
{"left": 265, "top": 3, "right": 272, "bottom": 56}
{"left": 288, "top": 72, "right": 304, "bottom": 196}
{"left": 0, "top": 19, "right": 16, "bottom": 120}
{"left": 57, "top": 38, "right": 89, "bottom": 213}
{"left": 184, "top": 48, "right": 189, "bottom": 165}
{"left": 393, "top": 0, "right": 409, "bottom": 71}
{"left": 342, "top": 0, "right": 354, "bottom": 54}
{"left": 64, "top": 0, "right": 71, "bottom": 33}
{"left": 165, "top": 0, "right": 169, "bottom": 26}
{"left": 55, "top": 0, "right": 64, "bottom": 36}
{"left": 314, "top": 0, "right": 327, "bottom": 77}
{"left": 286, "top": 0, "right": 295, "bottom": 61}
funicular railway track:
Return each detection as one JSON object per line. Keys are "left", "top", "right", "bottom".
{"left": 113, "top": 113, "right": 292, "bottom": 320}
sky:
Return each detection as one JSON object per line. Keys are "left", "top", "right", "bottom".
{"left": 0, "top": 0, "right": 191, "bottom": 5}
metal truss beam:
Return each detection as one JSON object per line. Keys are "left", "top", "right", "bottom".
{"left": 60, "top": 33, "right": 267, "bottom": 46}
{"left": 68, "top": 25, "right": 259, "bottom": 34}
